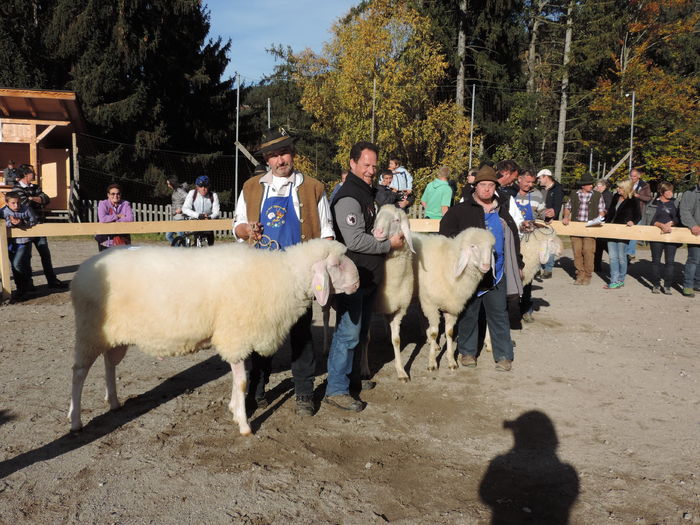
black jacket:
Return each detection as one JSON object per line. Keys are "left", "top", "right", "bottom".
{"left": 607, "top": 194, "right": 641, "bottom": 225}
{"left": 13, "top": 182, "right": 50, "bottom": 222}
{"left": 543, "top": 181, "right": 565, "bottom": 221}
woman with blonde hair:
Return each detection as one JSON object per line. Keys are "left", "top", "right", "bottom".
{"left": 604, "top": 179, "right": 641, "bottom": 289}
{"left": 648, "top": 181, "right": 681, "bottom": 294}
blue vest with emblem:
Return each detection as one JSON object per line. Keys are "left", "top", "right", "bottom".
{"left": 258, "top": 185, "right": 300, "bottom": 250}
{"left": 515, "top": 192, "right": 534, "bottom": 220}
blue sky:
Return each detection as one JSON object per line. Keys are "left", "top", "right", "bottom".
{"left": 204, "top": 0, "right": 358, "bottom": 84}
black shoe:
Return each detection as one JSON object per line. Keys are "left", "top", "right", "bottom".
{"left": 323, "top": 394, "right": 364, "bottom": 412}
{"left": 48, "top": 280, "right": 68, "bottom": 289}
{"left": 28, "top": 283, "right": 37, "bottom": 292}
{"left": 295, "top": 396, "right": 314, "bottom": 417}
{"left": 10, "top": 290, "right": 27, "bottom": 303}
{"left": 255, "top": 396, "right": 269, "bottom": 410}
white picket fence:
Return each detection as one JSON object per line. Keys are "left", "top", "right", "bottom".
{"left": 79, "top": 200, "right": 235, "bottom": 238}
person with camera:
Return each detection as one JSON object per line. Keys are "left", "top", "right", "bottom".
{"left": 375, "top": 169, "right": 413, "bottom": 212}
{"left": 182, "top": 175, "right": 220, "bottom": 246}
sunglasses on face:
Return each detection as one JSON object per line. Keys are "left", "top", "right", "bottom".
{"left": 109, "top": 192, "right": 121, "bottom": 196}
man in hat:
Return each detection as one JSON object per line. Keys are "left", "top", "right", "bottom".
{"left": 326, "top": 141, "right": 404, "bottom": 412}
{"left": 232, "top": 127, "right": 335, "bottom": 417}
{"left": 537, "top": 169, "right": 564, "bottom": 278}
{"left": 440, "top": 165, "right": 524, "bottom": 372}
{"left": 561, "top": 172, "right": 607, "bottom": 285}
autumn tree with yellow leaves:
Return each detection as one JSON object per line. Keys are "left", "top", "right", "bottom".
{"left": 290, "top": 0, "right": 477, "bottom": 195}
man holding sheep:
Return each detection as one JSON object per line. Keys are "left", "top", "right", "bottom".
{"left": 233, "top": 127, "right": 335, "bottom": 417}
{"left": 440, "top": 165, "right": 524, "bottom": 372}
{"left": 326, "top": 141, "right": 403, "bottom": 411}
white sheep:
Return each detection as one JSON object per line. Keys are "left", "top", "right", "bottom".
{"left": 362, "top": 205, "right": 415, "bottom": 382}
{"left": 413, "top": 227, "right": 495, "bottom": 371}
{"left": 68, "top": 239, "right": 359, "bottom": 437}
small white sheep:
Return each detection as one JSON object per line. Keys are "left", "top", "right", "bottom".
{"left": 364, "top": 205, "right": 415, "bottom": 381}
{"left": 412, "top": 228, "right": 495, "bottom": 371}
{"left": 68, "top": 240, "right": 359, "bottom": 436}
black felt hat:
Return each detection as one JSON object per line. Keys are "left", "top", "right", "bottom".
{"left": 577, "top": 172, "right": 596, "bottom": 186}
{"left": 257, "top": 127, "right": 295, "bottom": 156}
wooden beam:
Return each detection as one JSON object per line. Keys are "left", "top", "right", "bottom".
{"left": 7, "top": 219, "right": 234, "bottom": 238}
{"left": 0, "top": 97, "right": 9, "bottom": 117}
{"left": 0, "top": 117, "right": 70, "bottom": 127}
{"left": 0, "top": 88, "right": 76, "bottom": 101}
{"left": 549, "top": 220, "right": 699, "bottom": 244}
{"left": 36, "top": 125, "right": 57, "bottom": 143}
{"left": 0, "top": 222, "right": 11, "bottom": 302}
{"left": 235, "top": 141, "right": 260, "bottom": 166}
{"left": 603, "top": 150, "right": 631, "bottom": 180}
{"left": 26, "top": 98, "right": 38, "bottom": 118}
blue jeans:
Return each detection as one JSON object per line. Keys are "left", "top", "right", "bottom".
{"left": 627, "top": 220, "right": 643, "bottom": 256}
{"left": 542, "top": 253, "right": 555, "bottom": 272}
{"left": 457, "top": 278, "right": 514, "bottom": 363}
{"left": 685, "top": 245, "right": 700, "bottom": 289}
{"left": 31, "top": 236, "right": 58, "bottom": 283}
{"left": 165, "top": 231, "right": 184, "bottom": 244}
{"left": 9, "top": 242, "right": 32, "bottom": 291}
{"left": 608, "top": 240, "right": 628, "bottom": 284}
{"left": 326, "top": 287, "right": 375, "bottom": 397}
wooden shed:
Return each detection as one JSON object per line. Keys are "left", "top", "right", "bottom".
{"left": 0, "top": 88, "right": 85, "bottom": 216}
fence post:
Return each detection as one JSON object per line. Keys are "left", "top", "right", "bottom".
{"left": 0, "top": 224, "right": 12, "bottom": 302}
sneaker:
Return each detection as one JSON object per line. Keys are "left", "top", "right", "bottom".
{"left": 460, "top": 354, "right": 477, "bottom": 368}
{"left": 495, "top": 360, "right": 513, "bottom": 372}
{"left": 662, "top": 286, "right": 673, "bottom": 296}
{"left": 541, "top": 271, "right": 552, "bottom": 279}
{"left": 651, "top": 286, "right": 661, "bottom": 294}
{"left": 295, "top": 396, "right": 314, "bottom": 417}
{"left": 522, "top": 312, "right": 534, "bottom": 323}
{"left": 609, "top": 281, "right": 624, "bottom": 289}
{"left": 323, "top": 394, "right": 364, "bottom": 412}
{"left": 682, "top": 287, "right": 695, "bottom": 297}
{"left": 48, "top": 280, "right": 68, "bottom": 289}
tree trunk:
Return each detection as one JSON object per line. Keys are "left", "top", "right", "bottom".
{"left": 526, "top": 0, "right": 547, "bottom": 93}
{"left": 554, "top": 0, "right": 574, "bottom": 182}
{"left": 456, "top": 0, "right": 467, "bottom": 108}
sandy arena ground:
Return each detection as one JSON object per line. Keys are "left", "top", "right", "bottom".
{"left": 0, "top": 238, "right": 698, "bottom": 524}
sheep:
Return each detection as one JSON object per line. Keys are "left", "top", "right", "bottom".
{"left": 362, "top": 205, "right": 415, "bottom": 382}
{"left": 68, "top": 239, "right": 360, "bottom": 437}
{"left": 413, "top": 227, "right": 495, "bottom": 371}
{"left": 482, "top": 223, "right": 563, "bottom": 352}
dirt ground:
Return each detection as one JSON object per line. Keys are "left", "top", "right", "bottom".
{"left": 0, "top": 238, "right": 698, "bottom": 524}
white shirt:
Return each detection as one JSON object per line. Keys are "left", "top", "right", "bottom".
{"left": 182, "top": 189, "right": 221, "bottom": 219}
{"left": 232, "top": 170, "right": 334, "bottom": 240}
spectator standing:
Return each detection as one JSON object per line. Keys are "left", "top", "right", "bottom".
{"left": 496, "top": 159, "right": 520, "bottom": 199}
{"left": 3, "top": 160, "right": 19, "bottom": 185}
{"left": 165, "top": 176, "right": 189, "bottom": 245}
{"left": 420, "top": 166, "right": 453, "bottom": 219}
{"left": 513, "top": 169, "right": 544, "bottom": 322}
{"left": 182, "top": 175, "right": 220, "bottom": 246}
{"left": 388, "top": 156, "right": 413, "bottom": 192}
{"left": 326, "top": 141, "right": 403, "bottom": 412}
{"left": 13, "top": 164, "right": 67, "bottom": 288}
{"left": 1, "top": 191, "right": 37, "bottom": 302}
{"left": 561, "top": 173, "right": 607, "bottom": 285}
{"left": 648, "top": 182, "right": 681, "bottom": 294}
{"left": 537, "top": 169, "right": 564, "bottom": 278}
{"left": 329, "top": 170, "right": 348, "bottom": 203}
{"left": 233, "top": 127, "right": 334, "bottom": 417}
{"left": 593, "top": 179, "right": 614, "bottom": 272}
{"left": 96, "top": 183, "right": 134, "bottom": 251}
{"left": 440, "top": 165, "right": 523, "bottom": 372}
{"left": 375, "top": 169, "right": 398, "bottom": 208}
{"left": 626, "top": 167, "right": 652, "bottom": 261}
{"left": 604, "top": 180, "right": 641, "bottom": 289}
{"left": 679, "top": 173, "right": 700, "bottom": 297}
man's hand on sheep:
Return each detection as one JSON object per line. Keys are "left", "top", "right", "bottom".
{"left": 234, "top": 222, "right": 264, "bottom": 242}
{"left": 389, "top": 233, "right": 404, "bottom": 249}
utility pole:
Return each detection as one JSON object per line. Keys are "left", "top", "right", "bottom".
{"left": 267, "top": 98, "right": 271, "bottom": 129}
{"left": 627, "top": 90, "right": 636, "bottom": 172}
{"left": 589, "top": 149, "right": 593, "bottom": 173}
{"left": 235, "top": 72, "right": 240, "bottom": 207}
{"left": 554, "top": 0, "right": 574, "bottom": 182}
{"left": 468, "top": 84, "right": 476, "bottom": 170}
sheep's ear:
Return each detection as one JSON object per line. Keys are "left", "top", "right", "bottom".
{"left": 400, "top": 216, "right": 415, "bottom": 253}
{"left": 454, "top": 247, "right": 471, "bottom": 277}
{"left": 311, "top": 260, "right": 330, "bottom": 306}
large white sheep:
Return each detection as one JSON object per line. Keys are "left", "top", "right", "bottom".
{"left": 413, "top": 227, "right": 495, "bottom": 371}
{"left": 69, "top": 240, "right": 359, "bottom": 437}
{"left": 363, "top": 205, "right": 415, "bottom": 382}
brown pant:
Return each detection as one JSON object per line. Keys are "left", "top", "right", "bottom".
{"left": 571, "top": 236, "right": 596, "bottom": 280}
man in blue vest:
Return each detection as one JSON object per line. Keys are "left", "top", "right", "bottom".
{"left": 326, "top": 141, "right": 403, "bottom": 412}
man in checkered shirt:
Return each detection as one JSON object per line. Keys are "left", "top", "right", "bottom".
{"left": 561, "top": 173, "right": 607, "bottom": 285}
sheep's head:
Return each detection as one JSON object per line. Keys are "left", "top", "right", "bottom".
{"left": 372, "top": 204, "right": 415, "bottom": 253}
{"left": 311, "top": 253, "right": 360, "bottom": 306}
{"left": 454, "top": 228, "right": 495, "bottom": 277}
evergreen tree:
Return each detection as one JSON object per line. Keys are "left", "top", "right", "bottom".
{"left": 0, "top": 0, "right": 51, "bottom": 88}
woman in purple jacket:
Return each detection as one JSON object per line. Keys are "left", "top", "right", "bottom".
{"left": 96, "top": 183, "right": 134, "bottom": 251}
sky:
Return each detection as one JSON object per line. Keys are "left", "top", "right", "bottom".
{"left": 204, "top": 0, "right": 359, "bottom": 85}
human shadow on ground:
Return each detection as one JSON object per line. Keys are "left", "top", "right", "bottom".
{"left": 558, "top": 256, "right": 577, "bottom": 280}
{"left": 626, "top": 258, "right": 686, "bottom": 290}
{"left": 479, "top": 410, "right": 579, "bottom": 525}
{"left": 0, "top": 355, "right": 229, "bottom": 480}
{"left": 0, "top": 409, "right": 16, "bottom": 427}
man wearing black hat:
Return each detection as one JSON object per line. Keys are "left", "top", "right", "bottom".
{"left": 326, "top": 141, "right": 403, "bottom": 412}
{"left": 440, "top": 165, "right": 524, "bottom": 372}
{"left": 233, "top": 127, "right": 335, "bottom": 417}
{"left": 561, "top": 172, "right": 607, "bottom": 285}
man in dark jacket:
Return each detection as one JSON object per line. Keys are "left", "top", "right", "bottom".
{"left": 13, "top": 165, "right": 67, "bottom": 289}
{"left": 537, "top": 169, "right": 564, "bottom": 278}
{"left": 593, "top": 179, "right": 614, "bottom": 272}
{"left": 626, "top": 167, "right": 652, "bottom": 261}
{"left": 326, "top": 142, "right": 403, "bottom": 412}
{"left": 440, "top": 165, "right": 524, "bottom": 372}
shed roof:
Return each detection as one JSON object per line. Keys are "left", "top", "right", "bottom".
{"left": 0, "top": 88, "right": 85, "bottom": 132}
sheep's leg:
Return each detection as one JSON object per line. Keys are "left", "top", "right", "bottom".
{"left": 104, "top": 345, "right": 128, "bottom": 410}
{"left": 389, "top": 312, "right": 409, "bottom": 382}
{"left": 483, "top": 326, "right": 492, "bottom": 353}
{"left": 424, "top": 308, "right": 441, "bottom": 371}
{"left": 443, "top": 313, "right": 459, "bottom": 370}
{"left": 228, "top": 360, "right": 252, "bottom": 436}
{"left": 322, "top": 304, "right": 331, "bottom": 354}
{"left": 69, "top": 352, "right": 99, "bottom": 431}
